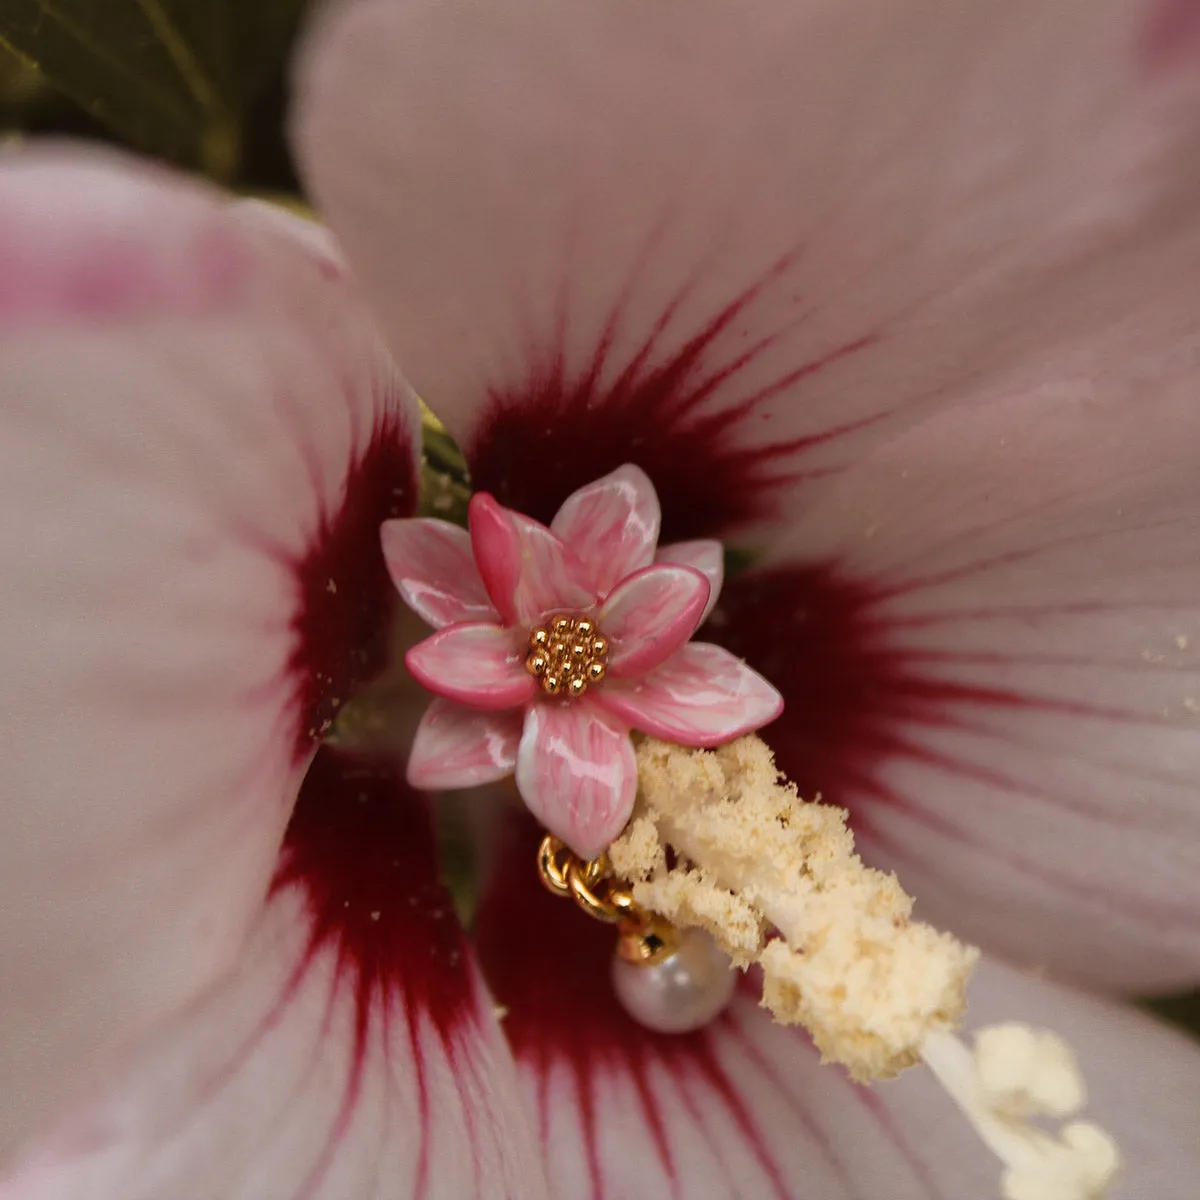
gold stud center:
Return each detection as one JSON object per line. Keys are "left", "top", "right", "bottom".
{"left": 525, "top": 614, "right": 609, "bottom": 698}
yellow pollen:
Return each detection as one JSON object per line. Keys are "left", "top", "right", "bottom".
{"left": 526, "top": 614, "right": 609, "bottom": 697}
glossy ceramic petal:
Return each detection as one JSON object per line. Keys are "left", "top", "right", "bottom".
{"left": 550, "top": 463, "right": 661, "bottom": 597}
{"left": 598, "top": 564, "right": 710, "bottom": 678}
{"left": 407, "top": 698, "right": 523, "bottom": 790}
{"left": 514, "top": 701, "right": 637, "bottom": 858}
{"left": 381, "top": 516, "right": 497, "bottom": 627}
{"left": 596, "top": 643, "right": 783, "bottom": 746}
{"left": 405, "top": 622, "right": 535, "bottom": 709}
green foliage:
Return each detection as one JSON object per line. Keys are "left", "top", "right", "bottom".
{"left": 0, "top": 0, "right": 309, "bottom": 178}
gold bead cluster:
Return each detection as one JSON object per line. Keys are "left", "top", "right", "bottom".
{"left": 525, "top": 614, "right": 609, "bottom": 698}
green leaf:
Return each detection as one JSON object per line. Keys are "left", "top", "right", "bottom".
{"left": 0, "top": 0, "right": 309, "bottom": 178}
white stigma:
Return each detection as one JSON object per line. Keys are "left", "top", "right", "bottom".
{"left": 922, "top": 1025, "right": 1121, "bottom": 1200}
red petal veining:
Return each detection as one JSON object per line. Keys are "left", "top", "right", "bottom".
{"left": 468, "top": 255, "right": 875, "bottom": 542}
{"left": 288, "top": 410, "right": 418, "bottom": 762}
{"left": 270, "top": 746, "right": 482, "bottom": 1195}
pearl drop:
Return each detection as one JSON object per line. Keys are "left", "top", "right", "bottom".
{"left": 612, "top": 927, "right": 736, "bottom": 1034}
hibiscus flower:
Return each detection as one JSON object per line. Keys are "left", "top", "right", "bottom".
{"left": 3, "top": 1, "right": 1200, "bottom": 1198}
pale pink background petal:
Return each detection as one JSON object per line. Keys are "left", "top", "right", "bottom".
{"left": 381, "top": 517, "right": 496, "bottom": 627}
{"left": 468, "top": 494, "right": 595, "bottom": 627}
{"left": 405, "top": 623, "right": 535, "bottom": 709}
{"left": 515, "top": 702, "right": 637, "bottom": 858}
{"left": 722, "top": 364, "right": 1200, "bottom": 992}
{"left": 599, "top": 564, "right": 709, "bottom": 678}
{"left": 550, "top": 463, "right": 660, "bottom": 596}
{"left": 0, "top": 147, "right": 418, "bottom": 1157}
{"left": 596, "top": 643, "right": 783, "bottom": 747}
{"left": 656, "top": 538, "right": 725, "bottom": 623}
{"left": 0, "top": 752, "right": 548, "bottom": 1200}
{"left": 295, "top": 0, "right": 1200, "bottom": 540}
{"left": 479, "top": 820, "right": 1200, "bottom": 1200}
{"left": 407, "top": 699, "right": 523, "bottom": 790}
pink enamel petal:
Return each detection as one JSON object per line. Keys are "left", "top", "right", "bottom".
{"left": 596, "top": 643, "right": 783, "bottom": 747}
{"left": 598, "top": 564, "right": 710, "bottom": 678}
{"left": 656, "top": 538, "right": 725, "bottom": 623}
{"left": 716, "top": 373, "right": 1200, "bottom": 992}
{"left": 515, "top": 702, "right": 637, "bottom": 859}
{"left": 381, "top": 516, "right": 496, "bottom": 627}
{"left": 405, "top": 623, "right": 535, "bottom": 709}
{"left": 407, "top": 699, "right": 522, "bottom": 790}
{"left": 468, "top": 493, "right": 595, "bottom": 627}
{"left": 550, "top": 463, "right": 660, "bottom": 597}
{"left": 0, "top": 751, "right": 548, "bottom": 1199}
{"left": 0, "top": 148, "right": 419, "bottom": 1157}
{"left": 297, "top": 0, "right": 1200, "bottom": 541}
{"left": 478, "top": 819, "right": 1200, "bottom": 1200}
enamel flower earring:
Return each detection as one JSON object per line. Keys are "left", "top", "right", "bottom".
{"left": 382, "top": 463, "right": 781, "bottom": 1030}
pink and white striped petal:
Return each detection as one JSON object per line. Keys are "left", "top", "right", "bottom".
{"left": 0, "top": 751, "right": 548, "bottom": 1200}
{"left": 405, "top": 622, "right": 534, "bottom": 709}
{"left": 515, "top": 702, "right": 637, "bottom": 859}
{"left": 0, "top": 147, "right": 418, "bottom": 1158}
{"left": 381, "top": 517, "right": 497, "bottom": 628}
{"left": 550, "top": 464, "right": 661, "bottom": 597}
{"left": 714, "top": 367, "right": 1200, "bottom": 991}
{"left": 596, "top": 643, "right": 783, "bottom": 747}
{"left": 599, "top": 564, "right": 710, "bottom": 678}
{"left": 468, "top": 493, "right": 595, "bottom": 627}
{"left": 477, "top": 824, "right": 1200, "bottom": 1200}
{"left": 296, "top": 0, "right": 1200, "bottom": 542}
{"left": 655, "top": 539, "right": 725, "bottom": 623}
{"left": 407, "top": 698, "right": 523, "bottom": 790}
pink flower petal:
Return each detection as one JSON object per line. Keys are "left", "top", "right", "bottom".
{"left": 714, "top": 373, "right": 1200, "bottom": 991}
{"left": 296, "top": 0, "right": 1200, "bottom": 542}
{"left": 515, "top": 702, "right": 636, "bottom": 858}
{"left": 478, "top": 818, "right": 1200, "bottom": 1200}
{"left": 407, "top": 698, "right": 522, "bottom": 789}
{"left": 598, "top": 564, "right": 710, "bottom": 678}
{"left": 405, "top": 622, "right": 535, "bottom": 709}
{"left": 0, "top": 148, "right": 419, "bottom": 1156}
{"left": 596, "top": 643, "right": 783, "bottom": 746}
{"left": 550, "top": 463, "right": 660, "bottom": 597}
{"left": 468, "top": 492, "right": 595, "bottom": 627}
{"left": 655, "top": 538, "right": 725, "bottom": 623}
{"left": 1, "top": 751, "right": 549, "bottom": 1199}
{"left": 381, "top": 516, "right": 497, "bottom": 627}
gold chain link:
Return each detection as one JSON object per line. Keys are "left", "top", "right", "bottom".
{"left": 537, "top": 835, "right": 641, "bottom": 925}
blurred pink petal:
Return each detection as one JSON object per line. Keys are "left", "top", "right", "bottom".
{"left": 550, "top": 463, "right": 660, "bottom": 596}
{"left": 407, "top": 699, "right": 523, "bottom": 790}
{"left": 406, "top": 623, "right": 535, "bottom": 709}
{"left": 0, "top": 147, "right": 419, "bottom": 1157}
{"left": 0, "top": 751, "right": 548, "bottom": 1200}
{"left": 599, "top": 563, "right": 709, "bottom": 677}
{"left": 515, "top": 702, "right": 637, "bottom": 858}
{"left": 597, "top": 643, "right": 784, "bottom": 747}
{"left": 381, "top": 517, "right": 496, "bottom": 627}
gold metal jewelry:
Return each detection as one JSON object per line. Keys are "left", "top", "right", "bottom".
{"left": 537, "top": 834, "right": 678, "bottom": 965}
{"left": 525, "top": 616, "right": 609, "bottom": 698}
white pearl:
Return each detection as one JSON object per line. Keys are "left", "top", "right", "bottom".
{"left": 612, "top": 927, "right": 736, "bottom": 1034}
